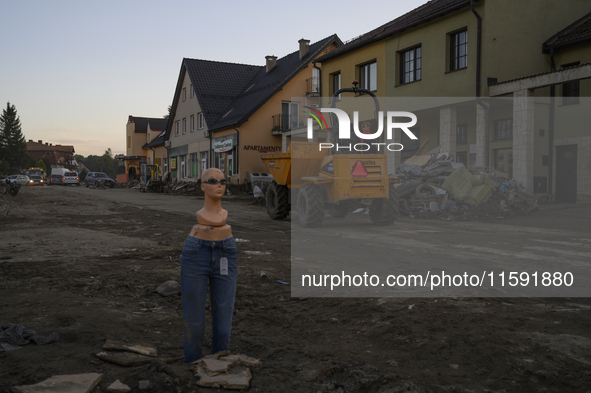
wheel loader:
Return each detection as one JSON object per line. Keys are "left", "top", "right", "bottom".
{"left": 260, "top": 83, "right": 399, "bottom": 228}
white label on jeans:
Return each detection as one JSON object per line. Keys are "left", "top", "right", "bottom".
{"left": 220, "top": 257, "right": 228, "bottom": 275}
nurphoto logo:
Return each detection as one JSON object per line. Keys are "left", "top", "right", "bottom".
{"left": 304, "top": 106, "right": 419, "bottom": 152}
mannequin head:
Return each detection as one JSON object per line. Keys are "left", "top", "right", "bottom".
{"left": 201, "top": 168, "right": 226, "bottom": 200}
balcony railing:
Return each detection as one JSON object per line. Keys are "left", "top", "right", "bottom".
{"left": 272, "top": 114, "right": 304, "bottom": 134}
{"left": 306, "top": 76, "right": 320, "bottom": 96}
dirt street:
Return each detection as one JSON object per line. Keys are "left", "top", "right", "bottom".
{"left": 1, "top": 186, "right": 591, "bottom": 392}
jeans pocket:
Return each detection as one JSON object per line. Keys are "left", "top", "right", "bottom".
{"left": 182, "top": 239, "right": 202, "bottom": 254}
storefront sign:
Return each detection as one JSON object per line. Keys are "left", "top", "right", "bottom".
{"left": 171, "top": 158, "right": 177, "bottom": 170}
{"left": 243, "top": 145, "right": 281, "bottom": 153}
{"left": 213, "top": 134, "right": 236, "bottom": 153}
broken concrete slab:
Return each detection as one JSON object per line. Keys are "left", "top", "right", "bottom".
{"left": 103, "top": 339, "right": 158, "bottom": 357}
{"left": 106, "top": 379, "right": 130, "bottom": 392}
{"left": 197, "top": 357, "right": 234, "bottom": 376}
{"left": 194, "top": 365, "right": 252, "bottom": 390}
{"left": 12, "top": 373, "right": 102, "bottom": 393}
{"left": 219, "top": 354, "right": 261, "bottom": 368}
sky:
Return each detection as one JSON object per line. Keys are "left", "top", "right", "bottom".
{"left": 0, "top": 0, "right": 427, "bottom": 157}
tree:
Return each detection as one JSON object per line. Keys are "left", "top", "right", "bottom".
{"left": 0, "top": 102, "right": 28, "bottom": 173}
{"left": 35, "top": 159, "right": 47, "bottom": 173}
{"left": 164, "top": 105, "right": 172, "bottom": 119}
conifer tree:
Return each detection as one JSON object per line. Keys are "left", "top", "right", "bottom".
{"left": 0, "top": 102, "right": 28, "bottom": 173}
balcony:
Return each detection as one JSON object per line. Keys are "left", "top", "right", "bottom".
{"left": 272, "top": 114, "right": 305, "bottom": 135}
{"left": 306, "top": 76, "right": 320, "bottom": 96}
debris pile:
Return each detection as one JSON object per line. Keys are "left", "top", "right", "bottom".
{"left": 395, "top": 150, "right": 538, "bottom": 221}
{"left": 191, "top": 351, "right": 261, "bottom": 390}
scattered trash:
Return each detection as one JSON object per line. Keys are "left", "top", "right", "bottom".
{"left": 260, "top": 271, "right": 268, "bottom": 279}
{"left": 253, "top": 185, "right": 264, "bottom": 198}
{"left": 0, "top": 324, "right": 59, "bottom": 352}
{"left": 276, "top": 280, "right": 289, "bottom": 285}
{"left": 408, "top": 304, "right": 415, "bottom": 310}
{"left": 234, "top": 238, "right": 250, "bottom": 243}
{"left": 394, "top": 148, "right": 538, "bottom": 221}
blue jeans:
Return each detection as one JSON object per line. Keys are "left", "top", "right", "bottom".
{"left": 181, "top": 236, "right": 238, "bottom": 362}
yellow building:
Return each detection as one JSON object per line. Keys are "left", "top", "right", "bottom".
{"left": 164, "top": 36, "right": 342, "bottom": 184}
{"left": 123, "top": 116, "right": 168, "bottom": 181}
{"left": 317, "top": 0, "right": 591, "bottom": 201}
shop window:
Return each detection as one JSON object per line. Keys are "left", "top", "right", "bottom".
{"left": 456, "top": 124, "right": 467, "bottom": 144}
{"left": 494, "top": 118, "right": 512, "bottom": 140}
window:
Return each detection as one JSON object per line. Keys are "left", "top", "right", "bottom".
{"left": 182, "top": 88, "right": 186, "bottom": 101}
{"left": 561, "top": 63, "right": 580, "bottom": 105}
{"left": 281, "top": 102, "right": 300, "bottom": 130}
{"left": 494, "top": 149, "right": 513, "bottom": 178}
{"left": 332, "top": 72, "right": 341, "bottom": 99}
{"left": 450, "top": 30, "right": 467, "bottom": 71}
{"left": 562, "top": 81, "right": 580, "bottom": 105}
{"left": 182, "top": 118, "right": 186, "bottom": 134}
{"left": 359, "top": 62, "right": 377, "bottom": 91}
{"left": 180, "top": 155, "right": 186, "bottom": 179}
{"left": 190, "top": 115, "right": 195, "bottom": 132}
{"left": 456, "top": 124, "right": 467, "bottom": 144}
{"left": 190, "top": 84, "right": 194, "bottom": 98}
{"left": 127, "top": 135, "right": 131, "bottom": 149}
{"left": 400, "top": 47, "right": 421, "bottom": 84}
{"left": 190, "top": 153, "right": 198, "bottom": 177}
{"left": 494, "top": 118, "right": 512, "bottom": 140}
{"left": 175, "top": 120, "right": 180, "bottom": 136}
{"left": 198, "top": 113, "right": 204, "bottom": 129}
{"left": 201, "top": 151, "right": 208, "bottom": 174}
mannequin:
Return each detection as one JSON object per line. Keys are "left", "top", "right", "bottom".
{"left": 189, "top": 168, "right": 232, "bottom": 240}
{"left": 181, "top": 168, "right": 238, "bottom": 362}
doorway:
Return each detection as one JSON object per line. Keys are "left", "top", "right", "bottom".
{"left": 555, "top": 145, "right": 577, "bottom": 203}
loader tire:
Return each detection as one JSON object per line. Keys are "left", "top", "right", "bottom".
{"left": 369, "top": 183, "right": 400, "bottom": 225}
{"left": 266, "top": 181, "right": 290, "bottom": 220}
{"left": 297, "top": 184, "right": 325, "bottom": 228}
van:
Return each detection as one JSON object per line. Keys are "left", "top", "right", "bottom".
{"left": 51, "top": 168, "right": 69, "bottom": 177}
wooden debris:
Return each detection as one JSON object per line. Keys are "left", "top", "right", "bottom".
{"left": 103, "top": 339, "right": 158, "bottom": 357}
{"left": 96, "top": 351, "right": 154, "bottom": 366}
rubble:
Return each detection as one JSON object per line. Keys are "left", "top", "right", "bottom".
{"left": 190, "top": 352, "right": 260, "bottom": 389}
{"left": 394, "top": 148, "right": 538, "bottom": 220}
{"left": 12, "top": 373, "right": 102, "bottom": 393}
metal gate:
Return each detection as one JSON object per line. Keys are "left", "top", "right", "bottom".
{"left": 555, "top": 145, "right": 577, "bottom": 203}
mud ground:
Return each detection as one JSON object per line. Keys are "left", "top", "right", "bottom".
{"left": 1, "top": 185, "right": 591, "bottom": 393}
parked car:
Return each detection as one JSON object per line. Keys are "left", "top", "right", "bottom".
{"left": 29, "top": 175, "right": 45, "bottom": 185}
{"left": 49, "top": 174, "right": 65, "bottom": 186}
{"left": 63, "top": 171, "right": 80, "bottom": 186}
{"left": 6, "top": 174, "right": 33, "bottom": 186}
{"left": 85, "top": 172, "right": 115, "bottom": 188}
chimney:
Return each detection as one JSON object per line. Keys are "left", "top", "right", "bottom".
{"left": 299, "top": 39, "right": 310, "bottom": 60}
{"left": 38, "top": 140, "right": 42, "bottom": 144}
{"left": 28, "top": 139, "right": 33, "bottom": 142}
{"left": 45, "top": 143, "right": 49, "bottom": 146}
{"left": 266, "top": 55, "right": 277, "bottom": 73}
